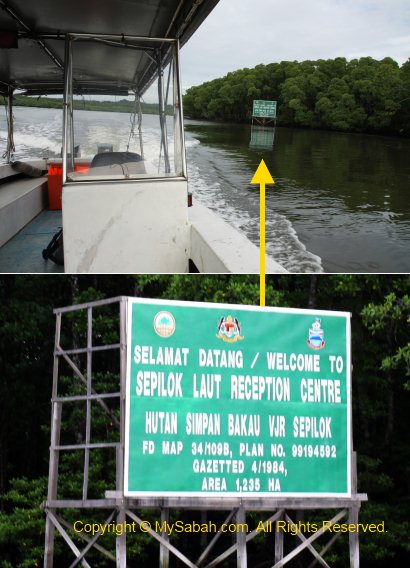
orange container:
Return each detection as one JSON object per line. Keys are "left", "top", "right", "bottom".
{"left": 47, "top": 164, "right": 90, "bottom": 210}
{"left": 47, "top": 165, "right": 63, "bottom": 210}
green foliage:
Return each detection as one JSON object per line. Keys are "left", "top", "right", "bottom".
{"left": 184, "top": 57, "right": 410, "bottom": 136}
{"left": 6, "top": 96, "right": 171, "bottom": 116}
{"left": 135, "top": 274, "right": 285, "bottom": 306}
{"left": 0, "top": 477, "right": 49, "bottom": 568}
{"left": 359, "top": 502, "right": 410, "bottom": 563}
{"left": 361, "top": 285, "right": 410, "bottom": 389}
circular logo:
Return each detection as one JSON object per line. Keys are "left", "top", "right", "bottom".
{"left": 153, "top": 311, "right": 176, "bottom": 338}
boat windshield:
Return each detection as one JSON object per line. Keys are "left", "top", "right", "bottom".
{"left": 62, "top": 35, "right": 186, "bottom": 183}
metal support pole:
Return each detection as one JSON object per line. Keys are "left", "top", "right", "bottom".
{"left": 5, "top": 87, "right": 14, "bottom": 163}
{"left": 69, "top": 64, "right": 75, "bottom": 171}
{"left": 138, "top": 96, "right": 144, "bottom": 159}
{"left": 62, "top": 37, "right": 71, "bottom": 184}
{"left": 236, "top": 505, "right": 247, "bottom": 568}
{"left": 173, "top": 39, "right": 187, "bottom": 178}
{"left": 157, "top": 51, "right": 170, "bottom": 173}
{"left": 160, "top": 509, "right": 170, "bottom": 568}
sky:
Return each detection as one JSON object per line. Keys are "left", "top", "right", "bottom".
{"left": 179, "top": 0, "right": 410, "bottom": 90}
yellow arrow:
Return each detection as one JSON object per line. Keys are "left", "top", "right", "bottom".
{"left": 250, "top": 159, "right": 275, "bottom": 307}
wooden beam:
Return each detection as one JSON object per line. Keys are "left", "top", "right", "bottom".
{"left": 116, "top": 509, "right": 126, "bottom": 568}
{"left": 56, "top": 347, "right": 120, "bottom": 428}
{"left": 270, "top": 509, "right": 347, "bottom": 568}
{"left": 54, "top": 443, "right": 118, "bottom": 451}
{"left": 307, "top": 533, "right": 341, "bottom": 568}
{"left": 349, "top": 506, "right": 360, "bottom": 568}
{"left": 196, "top": 510, "right": 235, "bottom": 566}
{"left": 285, "top": 513, "right": 332, "bottom": 568}
{"left": 52, "top": 313, "right": 61, "bottom": 399}
{"left": 54, "top": 296, "right": 126, "bottom": 314}
{"left": 58, "top": 515, "right": 116, "bottom": 562}
{"left": 44, "top": 499, "right": 119, "bottom": 508}
{"left": 119, "top": 298, "right": 127, "bottom": 483}
{"left": 68, "top": 510, "right": 116, "bottom": 568}
{"left": 236, "top": 505, "right": 247, "bottom": 568}
{"left": 117, "top": 298, "right": 128, "bottom": 568}
{"left": 44, "top": 496, "right": 367, "bottom": 511}
{"left": 82, "top": 308, "right": 93, "bottom": 501}
{"left": 349, "top": 452, "right": 360, "bottom": 568}
{"left": 52, "top": 392, "right": 120, "bottom": 403}
{"left": 111, "top": 496, "right": 368, "bottom": 511}
{"left": 44, "top": 312, "right": 61, "bottom": 568}
{"left": 160, "top": 509, "right": 170, "bottom": 568}
{"left": 47, "top": 511, "right": 91, "bottom": 568}
{"left": 44, "top": 401, "right": 62, "bottom": 568}
{"left": 56, "top": 344, "right": 120, "bottom": 356}
{"left": 205, "top": 509, "right": 284, "bottom": 568}
{"left": 274, "top": 512, "right": 284, "bottom": 567}
{"left": 126, "top": 510, "right": 198, "bottom": 568}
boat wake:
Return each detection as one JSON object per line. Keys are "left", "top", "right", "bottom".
{"left": 186, "top": 134, "right": 323, "bottom": 273}
{"left": 1, "top": 109, "right": 62, "bottom": 160}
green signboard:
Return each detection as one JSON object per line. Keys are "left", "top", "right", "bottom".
{"left": 125, "top": 299, "right": 351, "bottom": 498}
{"left": 253, "top": 99, "right": 277, "bottom": 118}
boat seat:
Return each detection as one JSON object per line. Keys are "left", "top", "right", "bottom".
{"left": 0, "top": 175, "right": 48, "bottom": 247}
{"left": 88, "top": 151, "right": 146, "bottom": 176}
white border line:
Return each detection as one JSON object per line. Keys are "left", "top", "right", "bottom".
{"left": 124, "top": 491, "right": 352, "bottom": 498}
{"left": 346, "top": 314, "right": 352, "bottom": 496}
{"left": 126, "top": 297, "right": 351, "bottom": 318}
{"left": 123, "top": 299, "right": 133, "bottom": 500}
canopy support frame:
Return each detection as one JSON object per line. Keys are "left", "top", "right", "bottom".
{"left": 3, "top": 86, "right": 15, "bottom": 163}
{"left": 0, "top": 0, "right": 63, "bottom": 70}
{"left": 62, "top": 35, "right": 74, "bottom": 184}
{"left": 157, "top": 49, "right": 171, "bottom": 173}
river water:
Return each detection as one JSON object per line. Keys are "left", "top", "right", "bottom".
{"left": 1, "top": 107, "right": 409, "bottom": 273}
{"left": 185, "top": 120, "right": 410, "bottom": 273}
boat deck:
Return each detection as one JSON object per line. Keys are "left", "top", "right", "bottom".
{"left": 0, "top": 210, "right": 64, "bottom": 273}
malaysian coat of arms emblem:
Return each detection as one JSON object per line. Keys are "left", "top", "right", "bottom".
{"left": 216, "top": 315, "right": 244, "bottom": 343}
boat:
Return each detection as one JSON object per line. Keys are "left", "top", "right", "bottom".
{"left": 0, "top": 0, "right": 287, "bottom": 274}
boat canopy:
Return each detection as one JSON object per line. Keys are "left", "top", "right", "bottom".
{"left": 0, "top": 0, "right": 219, "bottom": 96}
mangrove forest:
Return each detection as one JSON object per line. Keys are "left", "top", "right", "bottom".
{"left": 183, "top": 57, "right": 410, "bottom": 136}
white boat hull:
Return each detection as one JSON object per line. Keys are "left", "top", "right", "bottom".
{"left": 63, "top": 178, "right": 190, "bottom": 273}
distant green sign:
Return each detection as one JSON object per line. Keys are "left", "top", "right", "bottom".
{"left": 253, "top": 100, "right": 277, "bottom": 118}
{"left": 125, "top": 299, "right": 351, "bottom": 498}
